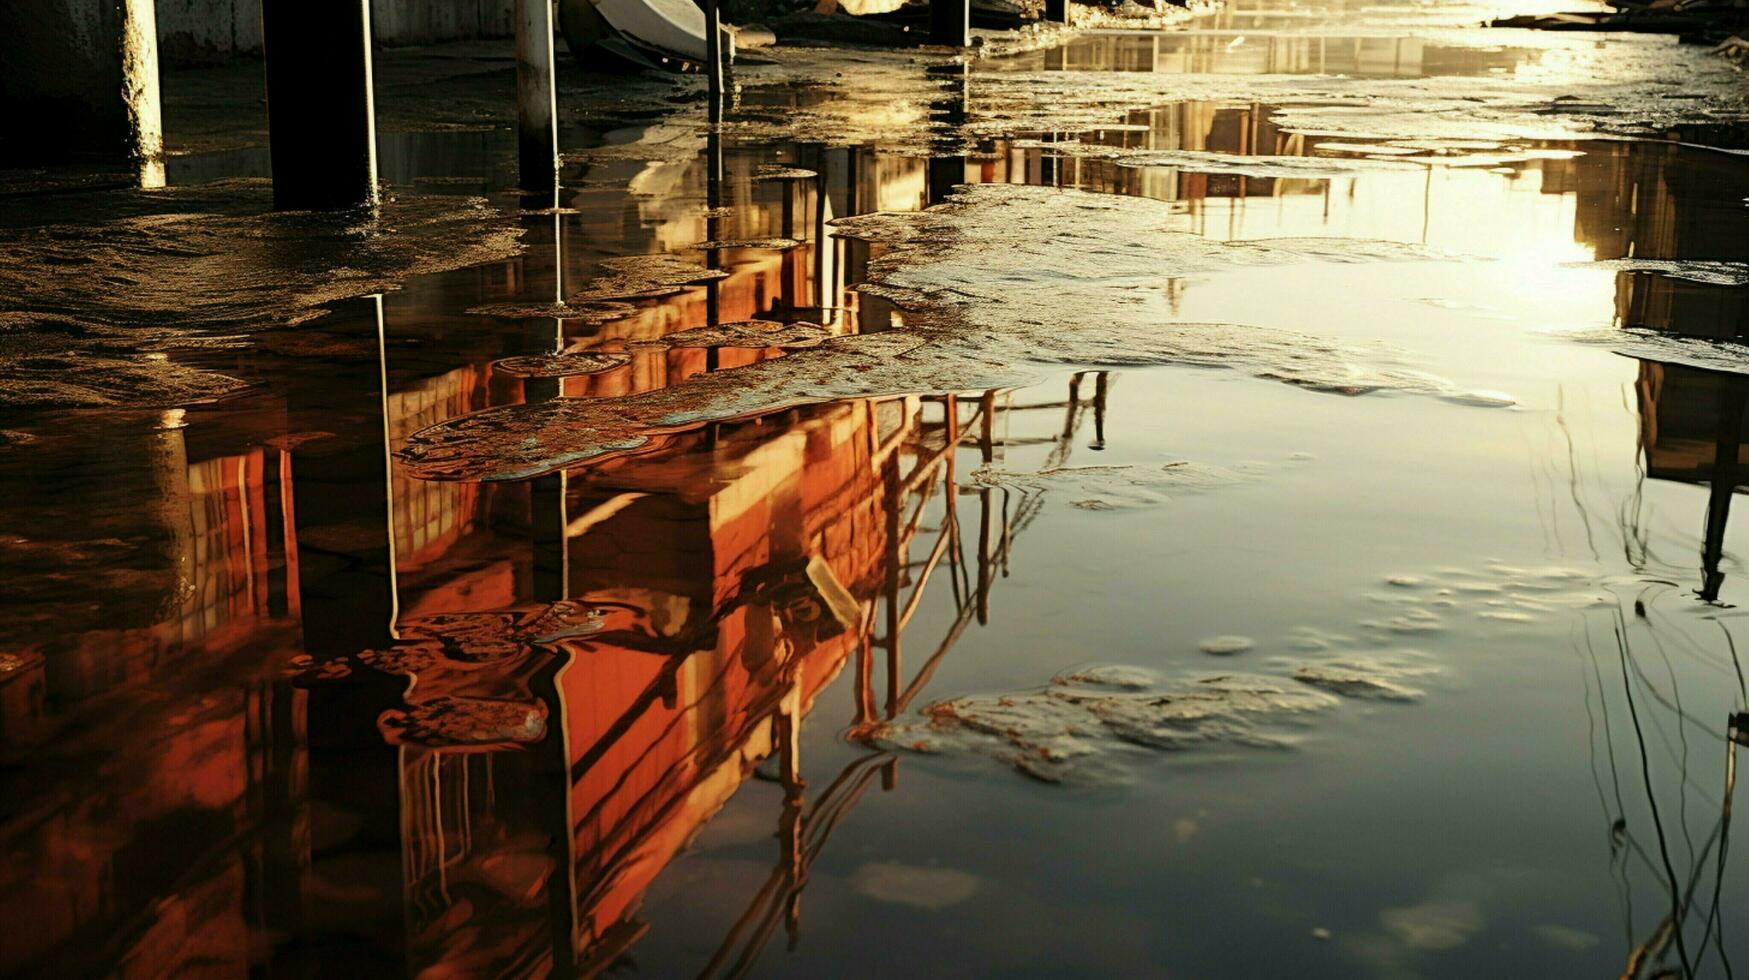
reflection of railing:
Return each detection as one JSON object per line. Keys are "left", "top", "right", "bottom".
{"left": 694, "top": 373, "right": 1110, "bottom": 979}
{"left": 1576, "top": 594, "right": 1747, "bottom": 979}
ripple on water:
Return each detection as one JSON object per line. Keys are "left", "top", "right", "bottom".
{"left": 400, "top": 185, "right": 1515, "bottom": 482}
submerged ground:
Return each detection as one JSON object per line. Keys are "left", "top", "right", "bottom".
{"left": 3, "top": 0, "right": 1749, "bottom": 976}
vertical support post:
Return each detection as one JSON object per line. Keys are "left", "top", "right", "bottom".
{"left": 1044, "top": 0, "right": 1067, "bottom": 23}
{"left": 123, "top": 0, "right": 165, "bottom": 187}
{"left": 930, "top": 0, "right": 968, "bottom": 47}
{"left": 516, "top": 0, "right": 560, "bottom": 194}
{"left": 261, "top": 0, "right": 379, "bottom": 209}
{"left": 0, "top": 0, "right": 163, "bottom": 182}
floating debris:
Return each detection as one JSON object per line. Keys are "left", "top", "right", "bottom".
{"left": 970, "top": 459, "right": 1249, "bottom": 510}
{"left": 1579, "top": 326, "right": 1749, "bottom": 379}
{"left": 751, "top": 165, "right": 818, "bottom": 181}
{"left": 379, "top": 695, "right": 548, "bottom": 748}
{"left": 491, "top": 350, "right": 631, "bottom": 379}
{"left": 1054, "top": 665, "right": 1160, "bottom": 689}
{"left": 850, "top": 863, "right": 981, "bottom": 909}
{"left": 359, "top": 601, "right": 609, "bottom": 672}
{"left": 1199, "top": 635, "right": 1256, "bottom": 656}
{"left": 570, "top": 254, "right": 730, "bottom": 302}
{"left": 630, "top": 319, "right": 832, "bottom": 350}
{"left": 688, "top": 237, "right": 803, "bottom": 251}
{"left": 1569, "top": 257, "right": 1749, "bottom": 286}
{"left": 1292, "top": 653, "right": 1439, "bottom": 702}
{"left": 866, "top": 667, "right": 1341, "bottom": 784}
{"left": 467, "top": 301, "right": 602, "bottom": 319}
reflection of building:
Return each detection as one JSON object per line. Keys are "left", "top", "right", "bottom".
{"left": 993, "top": 31, "right": 1542, "bottom": 78}
{"left": 1545, "top": 138, "right": 1749, "bottom": 598}
{"left": 0, "top": 127, "right": 1106, "bottom": 977}
{"left": 973, "top": 101, "right": 1321, "bottom": 205}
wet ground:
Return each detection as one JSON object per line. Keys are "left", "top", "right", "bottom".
{"left": 4, "top": 1, "right": 1749, "bottom": 976}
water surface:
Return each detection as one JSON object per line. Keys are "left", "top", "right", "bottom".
{"left": 2, "top": 2, "right": 1749, "bottom": 977}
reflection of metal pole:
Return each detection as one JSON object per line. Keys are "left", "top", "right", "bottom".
{"left": 706, "top": 130, "right": 724, "bottom": 372}
{"left": 1700, "top": 379, "right": 1745, "bottom": 602}
{"left": 262, "top": 0, "right": 378, "bottom": 209}
{"left": 376, "top": 295, "right": 401, "bottom": 638}
{"left": 515, "top": 0, "right": 560, "bottom": 193}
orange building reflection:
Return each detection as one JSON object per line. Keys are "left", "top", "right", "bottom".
{"left": 0, "top": 131, "right": 1110, "bottom": 977}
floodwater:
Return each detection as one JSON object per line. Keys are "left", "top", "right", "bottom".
{"left": 4, "top": 0, "right": 1749, "bottom": 976}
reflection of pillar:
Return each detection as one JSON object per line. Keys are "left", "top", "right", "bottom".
{"left": 1044, "top": 0, "right": 1067, "bottom": 23}
{"left": 812, "top": 149, "right": 830, "bottom": 312}
{"left": 776, "top": 683, "right": 805, "bottom": 946}
{"left": 977, "top": 391, "right": 995, "bottom": 624}
{"left": 883, "top": 455, "right": 902, "bottom": 717}
{"left": 243, "top": 679, "right": 312, "bottom": 945}
{"left": 1091, "top": 371, "right": 1108, "bottom": 450}
{"left": 926, "top": 65, "right": 969, "bottom": 206}
{"left": 1701, "top": 379, "right": 1746, "bottom": 602}
{"left": 706, "top": 130, "right": 724, "bottom": 371}
{"left": 149, "top": 419, "right": 197, "bottom": 621}
{"left": 515, "top": 0, "right": 560, "bottom": 193}
{"left": 532, "top": 473, "right": 569, "bottom": 602}
{"left": 261, "top": 0, "right": 378, "bottom": 209}
{"left": 0, "top": 0, "right": 162, "bottom": 182}
{"left": 291, "top": 303, "right": 396, "bottom": 657}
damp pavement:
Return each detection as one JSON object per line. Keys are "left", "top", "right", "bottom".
{"left": 3, "top": 0, "right": 1749, "bottom": 976}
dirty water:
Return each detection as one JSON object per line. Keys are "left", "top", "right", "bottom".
{"left": 3, "top": 0, "right": 1749, "bottom": 976}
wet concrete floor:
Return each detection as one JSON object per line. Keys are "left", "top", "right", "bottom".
{"left": 3, "top": 0, "right": 1749, "bottom": 976}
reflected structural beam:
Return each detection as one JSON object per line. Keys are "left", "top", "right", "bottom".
{"left": 261, "top": 0, "right": 379, "bottom": 209}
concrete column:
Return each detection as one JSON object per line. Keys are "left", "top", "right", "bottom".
{"left": 704, "top": 0, "right": 724, "bottom": 124}
{"left": 0, "top": 0, "right": 163, "bottom": 182}
{"left": 929, "top": 0, "right": 968, "bottom": 47}
{"left": 261, "top": 0, "right": 378, "bottom": 209}
{"left": 515, "top": 0, "right": 559, "bottom": 193}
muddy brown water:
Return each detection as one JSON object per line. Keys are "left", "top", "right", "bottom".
{"left": 3, "top": 0, "right": 1749, "bottom": 976}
